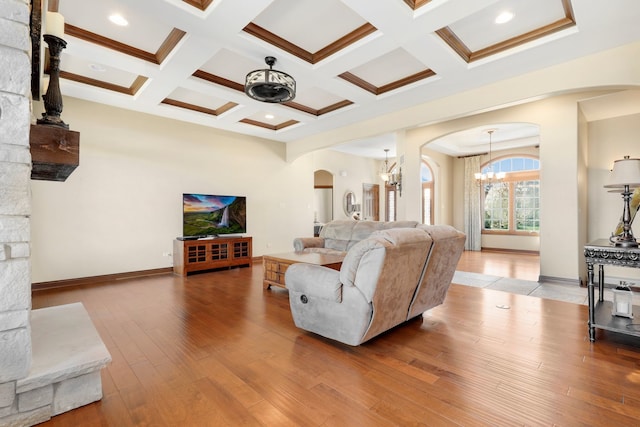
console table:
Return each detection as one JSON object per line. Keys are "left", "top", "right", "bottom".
{"left": 584, "top": 239, "right": 640, "bottom": 342}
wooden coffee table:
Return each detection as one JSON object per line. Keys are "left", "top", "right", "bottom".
{"left": 263, "top": 251, "right": 344, "bottom": 290}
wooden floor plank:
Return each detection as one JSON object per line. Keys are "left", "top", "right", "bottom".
{"left": 31, "top": 251, "right": 640, "bottom": 426}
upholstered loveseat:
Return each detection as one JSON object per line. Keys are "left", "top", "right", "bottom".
{"left": 285, "top": 225, "right": 465, "bottom": 346}
{"left": 293, "top": 220, "right": 421, "bottom": 255}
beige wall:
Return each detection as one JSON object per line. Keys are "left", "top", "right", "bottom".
{"left": 309, "top": 150, "right": 379, "bottom": 220}
{"left": 30, "top": 97, "right": 377, "bottom": 283}
{"left": 420, "top": 147, "right": 453, "bottom": 225}
{"left": 30, "top": 90, "right": 640, "bottom": 285}
{"left": 587, "top": 112, "right": 640, "bottom": 281}
{"left": 577, "top": 109, "right": 589, "bottom": 281}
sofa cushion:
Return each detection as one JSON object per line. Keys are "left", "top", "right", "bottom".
{"left": 325, "top": 238, "right": 349, "bottom": 252}
{"left": 382, "top": 220, "right": 418, "bottom": 229}
{"left": 319, "top": 220, "right": 357, "bottom": 240}
{"left": 339, "top": 235, "right": 388, "bottom": 294}
{"left": 339, "top": 228, "right": 430, "bottom": 302}
{"left": 299, "top": 220, "right": 422, "bottom": 255}
{"left": 360, "top": 229, "right": 433, "bottom": 342}
{"left": 408, "top": 225, "right": 466, "bottom": 318}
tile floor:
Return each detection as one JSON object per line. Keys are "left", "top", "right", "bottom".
{"left": 453, "top": 270, "right": 640, "bottom": 306}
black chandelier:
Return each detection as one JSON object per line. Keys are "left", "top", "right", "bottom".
{"left": 245, "top": 56, "right": 296, "bottom": 103}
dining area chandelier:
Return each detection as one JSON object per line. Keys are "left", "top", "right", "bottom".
{"left": 474, "top": 130, "right": 505, "bottom": 186}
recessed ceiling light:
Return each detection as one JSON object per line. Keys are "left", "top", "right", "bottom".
{"left": 495, "top": 11, "right": 514, "bottom": 24}
{"left": 89, "top": 64, "right": 106, "bottom": 72}
{"left": 109, "top": 14, "right": 128, "bottom": 26}
{"left": 265, "top": 114, "right": 275, "bottom": 119}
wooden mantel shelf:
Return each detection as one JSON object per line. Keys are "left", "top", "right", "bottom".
{"left": 30, "top": 124, "right": 80, "bottom": 182}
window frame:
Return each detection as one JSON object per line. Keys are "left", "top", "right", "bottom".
{"left": 481, "top": 159, "right": 540, "bottom": 236}
{"left": 385, "top": 184, "right": 397, "bottom": 221}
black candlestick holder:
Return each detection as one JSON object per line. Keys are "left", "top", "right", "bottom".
{"left": 37, "top": 34, "right": 69, "bottom": 129}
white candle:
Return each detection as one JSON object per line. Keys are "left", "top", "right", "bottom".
{"left": 41, "top": 75, "right": 49, "bottom": 94}
{"left": 617, "top": 302, "right": 629, "bottom": 314}
{"left": 45, "top": 12, "right": 65, "bottom": 38}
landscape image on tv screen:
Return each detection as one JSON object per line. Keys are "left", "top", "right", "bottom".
{"left": 183, "top": 194, "right": 247, "bottom": 237}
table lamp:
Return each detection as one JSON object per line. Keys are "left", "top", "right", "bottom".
{"left": 604, "top": 156, "right": 640, "bottom": 247}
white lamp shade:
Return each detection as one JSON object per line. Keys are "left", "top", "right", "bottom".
{"left": 604, "top": 157, "right": 640, "bottom": 188}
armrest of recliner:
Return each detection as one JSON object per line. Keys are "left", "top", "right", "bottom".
{"left": 285, "top": 263, "right": 343, "bottom": 303}
{"left": 293, "top": 237, "right": 325, "bottom": 252}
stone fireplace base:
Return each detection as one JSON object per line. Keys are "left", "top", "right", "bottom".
{"left": 1, "top": 303, "right": 111, "bottom": 426}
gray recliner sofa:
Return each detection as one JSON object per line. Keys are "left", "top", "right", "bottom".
{"left": 293, "top": 220, "right": 421, "bottom": 255}
{"left": 285, "top": 225, "right": 465, "bottom": 346}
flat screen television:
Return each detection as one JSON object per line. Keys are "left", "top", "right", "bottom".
{"left": 182, "top": 193, "right": 247, "bottom": 237}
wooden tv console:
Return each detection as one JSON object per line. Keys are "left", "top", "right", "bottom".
{"left": 173, "top": 236, "right": 252, "bottom": 276}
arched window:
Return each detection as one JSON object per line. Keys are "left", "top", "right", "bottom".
{"left": 421, "top": 160, "right": 434, "bottom": 225}
{"left": 482, "top": 156, "right": 539, "bottom": 234}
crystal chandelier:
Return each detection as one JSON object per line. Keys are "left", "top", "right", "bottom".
{"left": 475, "top": 130, "right": 505, "bottom": 186}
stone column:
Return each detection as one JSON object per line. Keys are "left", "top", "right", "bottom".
{"left": 0, "top": 0, "right": 34, "bottom": 421}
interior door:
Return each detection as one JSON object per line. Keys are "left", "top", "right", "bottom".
{"left": 362, "top": 184, "right": 379, "bottom": 221}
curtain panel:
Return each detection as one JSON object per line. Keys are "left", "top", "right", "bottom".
{"left": 464, "top": 156, "right": 482, "bottom": 251}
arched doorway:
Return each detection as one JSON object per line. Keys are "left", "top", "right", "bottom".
{"left": 422, "top": 123, "right": 541, "bottom": 280}
{"left": 314, "top": 170, "right": 333, "bottom": 236}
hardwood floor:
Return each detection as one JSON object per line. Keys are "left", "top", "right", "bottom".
{"left": 456, "top": 250, "right": 540, "bottom": 282}
{"left": 32, "top": 254, "right": 640, "bottom": 426}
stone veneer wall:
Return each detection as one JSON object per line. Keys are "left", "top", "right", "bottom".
{"left": 0, "top": 0, "right": 35, "bottom": 424}
{"left": 0, "top": 4, "right": 111, "bottom": 425}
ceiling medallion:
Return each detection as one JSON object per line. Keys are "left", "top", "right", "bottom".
{"left": 245, "top": 56, "right": 296, "bottom": 103}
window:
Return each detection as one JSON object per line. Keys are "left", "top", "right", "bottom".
{"left": 483, "top": 185, "right": 509, "bottom": 230}
{"left": 385, "top": 184, "right": 396, "bottom": 221}
{"left": 482, "top": 156, "right": 539, "bottom": 235}
{"left": 514, "top": 180, "right": 540, "bottom": 231}
{"left": 421, "top": 161, "right": 434, "bottom": 225}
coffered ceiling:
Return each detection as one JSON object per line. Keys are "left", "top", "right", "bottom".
{"left": 41, "top": 0, "right": 640, "bottom": 158}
